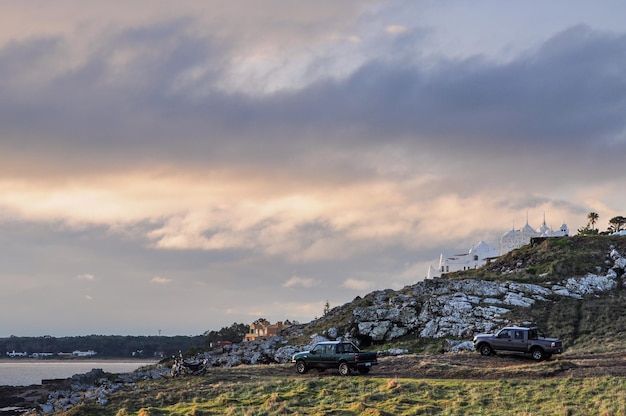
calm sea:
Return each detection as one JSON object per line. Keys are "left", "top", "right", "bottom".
{"left": 0, "top": 360, "right": 159, "bottom": 386}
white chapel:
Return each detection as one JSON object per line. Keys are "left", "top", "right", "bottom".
{"left": 427, "top": 214, "right": 569, "bottom": 279}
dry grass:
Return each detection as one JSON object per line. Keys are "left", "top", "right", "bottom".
{"left": 56, "top": 356, "right": 626, "bottom": 416}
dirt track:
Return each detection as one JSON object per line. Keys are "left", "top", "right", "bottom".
{"left": 222, "top": 351, "right": 626, "bottom": 380}
{"left": 373, "top": 352, "right": 626, "bottom": 379}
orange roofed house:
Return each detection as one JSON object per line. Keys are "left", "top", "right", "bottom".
{"left": 244, "top": 320, "right": 289, "bottom": 341}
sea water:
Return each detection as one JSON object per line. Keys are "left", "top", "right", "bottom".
{"left": 0, "top": 360, "right": 159, "bottom": 386}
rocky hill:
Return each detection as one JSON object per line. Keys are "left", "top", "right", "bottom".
{"left": 187, "top": 236, "right": 626, "bottom": 367}
{"left": 290, "top": 235, "right": 626, "bottom": 353}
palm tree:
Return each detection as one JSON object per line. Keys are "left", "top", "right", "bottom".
{"left": 587, "top": 212, "right": 599, "bottom": 231}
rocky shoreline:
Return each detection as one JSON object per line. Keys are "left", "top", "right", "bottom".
{"left": 1, "top": 382, "right": 64, "bottom": 416}
{"left": 0, "top": 367, "right": 170, "bottom": 416}
{"left": 0, "top": 340, "right": 410, "bottom": 415}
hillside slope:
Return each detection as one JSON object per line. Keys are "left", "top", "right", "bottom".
{"left": 296, "top": 236, "right": 626, "bottom": 353}
{"left": 454, "top": 235, "right": 626, "bottom": 283}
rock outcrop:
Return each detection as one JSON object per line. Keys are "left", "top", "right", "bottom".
{"left": 350, "top": 247, "right": 626, "bottom": 342}
{"left": 24, "top": 367, "right": 170, "bottom": 415}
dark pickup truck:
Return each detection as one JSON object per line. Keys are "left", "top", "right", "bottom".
{"left": 291, "top": 341, "right": 378, "bottom": 376}
{"left": 473, "top": 326, "right": 563, "bottom": 361}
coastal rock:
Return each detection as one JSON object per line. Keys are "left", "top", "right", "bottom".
{"left": 378, "top": 348, "right": 409, "bottom": 356}
{"left": 350, "top": 248, "right": 626, "bottom": 342}
{"left": 442, "top": 339, "right": 475, "bottom": 353}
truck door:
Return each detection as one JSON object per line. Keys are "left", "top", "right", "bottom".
{"left": 492, "top": 329, "right": 514, "bottom": 350}
{"left": 323, "top": 344, "right": 338, "bottom": 368}
{"left": 510, "top": 329, "right": 528, "bottom": 352}
{"left": 308, "top": 344, "right": 328, "bottom": 368}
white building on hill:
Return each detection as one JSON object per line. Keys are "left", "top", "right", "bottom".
{"left": 499, "top": 215, "right": 569, "bottom": 255}
{"left": 427, "top": 240, "right": 499, "bottom": 278}
{"left": 427, "top": 214, "right": 569, "bottom": 279}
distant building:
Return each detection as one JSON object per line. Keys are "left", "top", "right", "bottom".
{"left": 31, "top": 352, "right": 55, "bottom": 358}
{"left": 212, "top": 341, "right": 234, "bottom": 353}
{"left": 499, "top": 214, "right": 569, "bottom": 255}
{"left": 427, "top": 213, "right": 569, "bottom": 278}
{"left": 6, "top": 350, "right": 28, "bottom": 358}
{"left": 72, "top": 350, "right": 97, "bottom": 357}
{"left": 428, "top": 240, "right": 498, "bottom": 278}
{"left": 244, "top": 320, "right": 289, "bottom": 341}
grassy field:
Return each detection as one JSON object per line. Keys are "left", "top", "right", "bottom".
{"left": 63, "top": 367, "right": 626, "bottom": 416}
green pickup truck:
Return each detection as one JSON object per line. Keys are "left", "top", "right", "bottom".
{"left": 291, "top": 341, "right": 378, "bottom": 376}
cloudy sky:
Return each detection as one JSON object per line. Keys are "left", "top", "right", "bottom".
{"left": 1, "top": 1, "right": 625, "bottom": 337}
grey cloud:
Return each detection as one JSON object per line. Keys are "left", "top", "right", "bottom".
{"left": 288, "top": 25, "right": 626, "bottom": 147}
{"left": 2, "top": 23, "right": 624, "bottom": 162}
{"left": 1, "top": 20, "right": 625, "bottom": 194}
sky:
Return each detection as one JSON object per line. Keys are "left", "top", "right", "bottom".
{"left": 1, "top": 1, "right": 625, "bottom": 337}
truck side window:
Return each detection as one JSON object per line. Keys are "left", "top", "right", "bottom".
{"left": 515, "top": 331, "right": 524, "bottom": 339}
{"left": 497, "top": 330, "right": 510, "bottom": 339}
{"left": 529, "top": 329, "right": 538, "bottom": 340}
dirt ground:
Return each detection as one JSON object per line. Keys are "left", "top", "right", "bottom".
{"left": 374, "top": 351, "right": 626, "bottom": 379}
{"left": 3, "top": 352, "right": 626, "bottom": 414}
{"left": 233, "top": 351, "right": 626, "bottom": 380}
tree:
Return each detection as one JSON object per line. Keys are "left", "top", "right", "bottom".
{"left": 587, "top": 212, "right": 599, "bottom": 230}
{"left": 203, "top": 322, "right": 249, "bottom": 344}
{"left": 323, "top": 300, "right": 331, "bottom": 316}
{"left": 577, "top": 225, "right": 598, "bottom": 236}
{"left": 608, "top": 216, "right": 626, "bottom": 233}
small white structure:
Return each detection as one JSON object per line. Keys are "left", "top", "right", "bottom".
{"left": 428, "top": 240, "right": 499, "bottom": 278}
{"left": 6, "top": 350, "right": 28, "bottom": 357}
{"left": 72, "top": 350, "right": 97, "bottom": 357}
{"left": 31, "top": 352, "right": 55, "bottom": 358}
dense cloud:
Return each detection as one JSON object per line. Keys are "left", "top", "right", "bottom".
{"left": 2, "top": 22, "right": 625, "bottom": 182}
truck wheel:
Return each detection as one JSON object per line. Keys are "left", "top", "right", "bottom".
{"left": 531, "top": 348, "right": 545, "bottom": 361}
{"left": 479, "top": 344, "right": 492, "bottom": 356}
{"left": 358, "top": 367, "right": 370, "bottom": 374}
{"left": 338, "top": 362, "right": 351, "bottom": 376}
{"left": 295, "top": 360, "right": 309, "bottom": 374}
